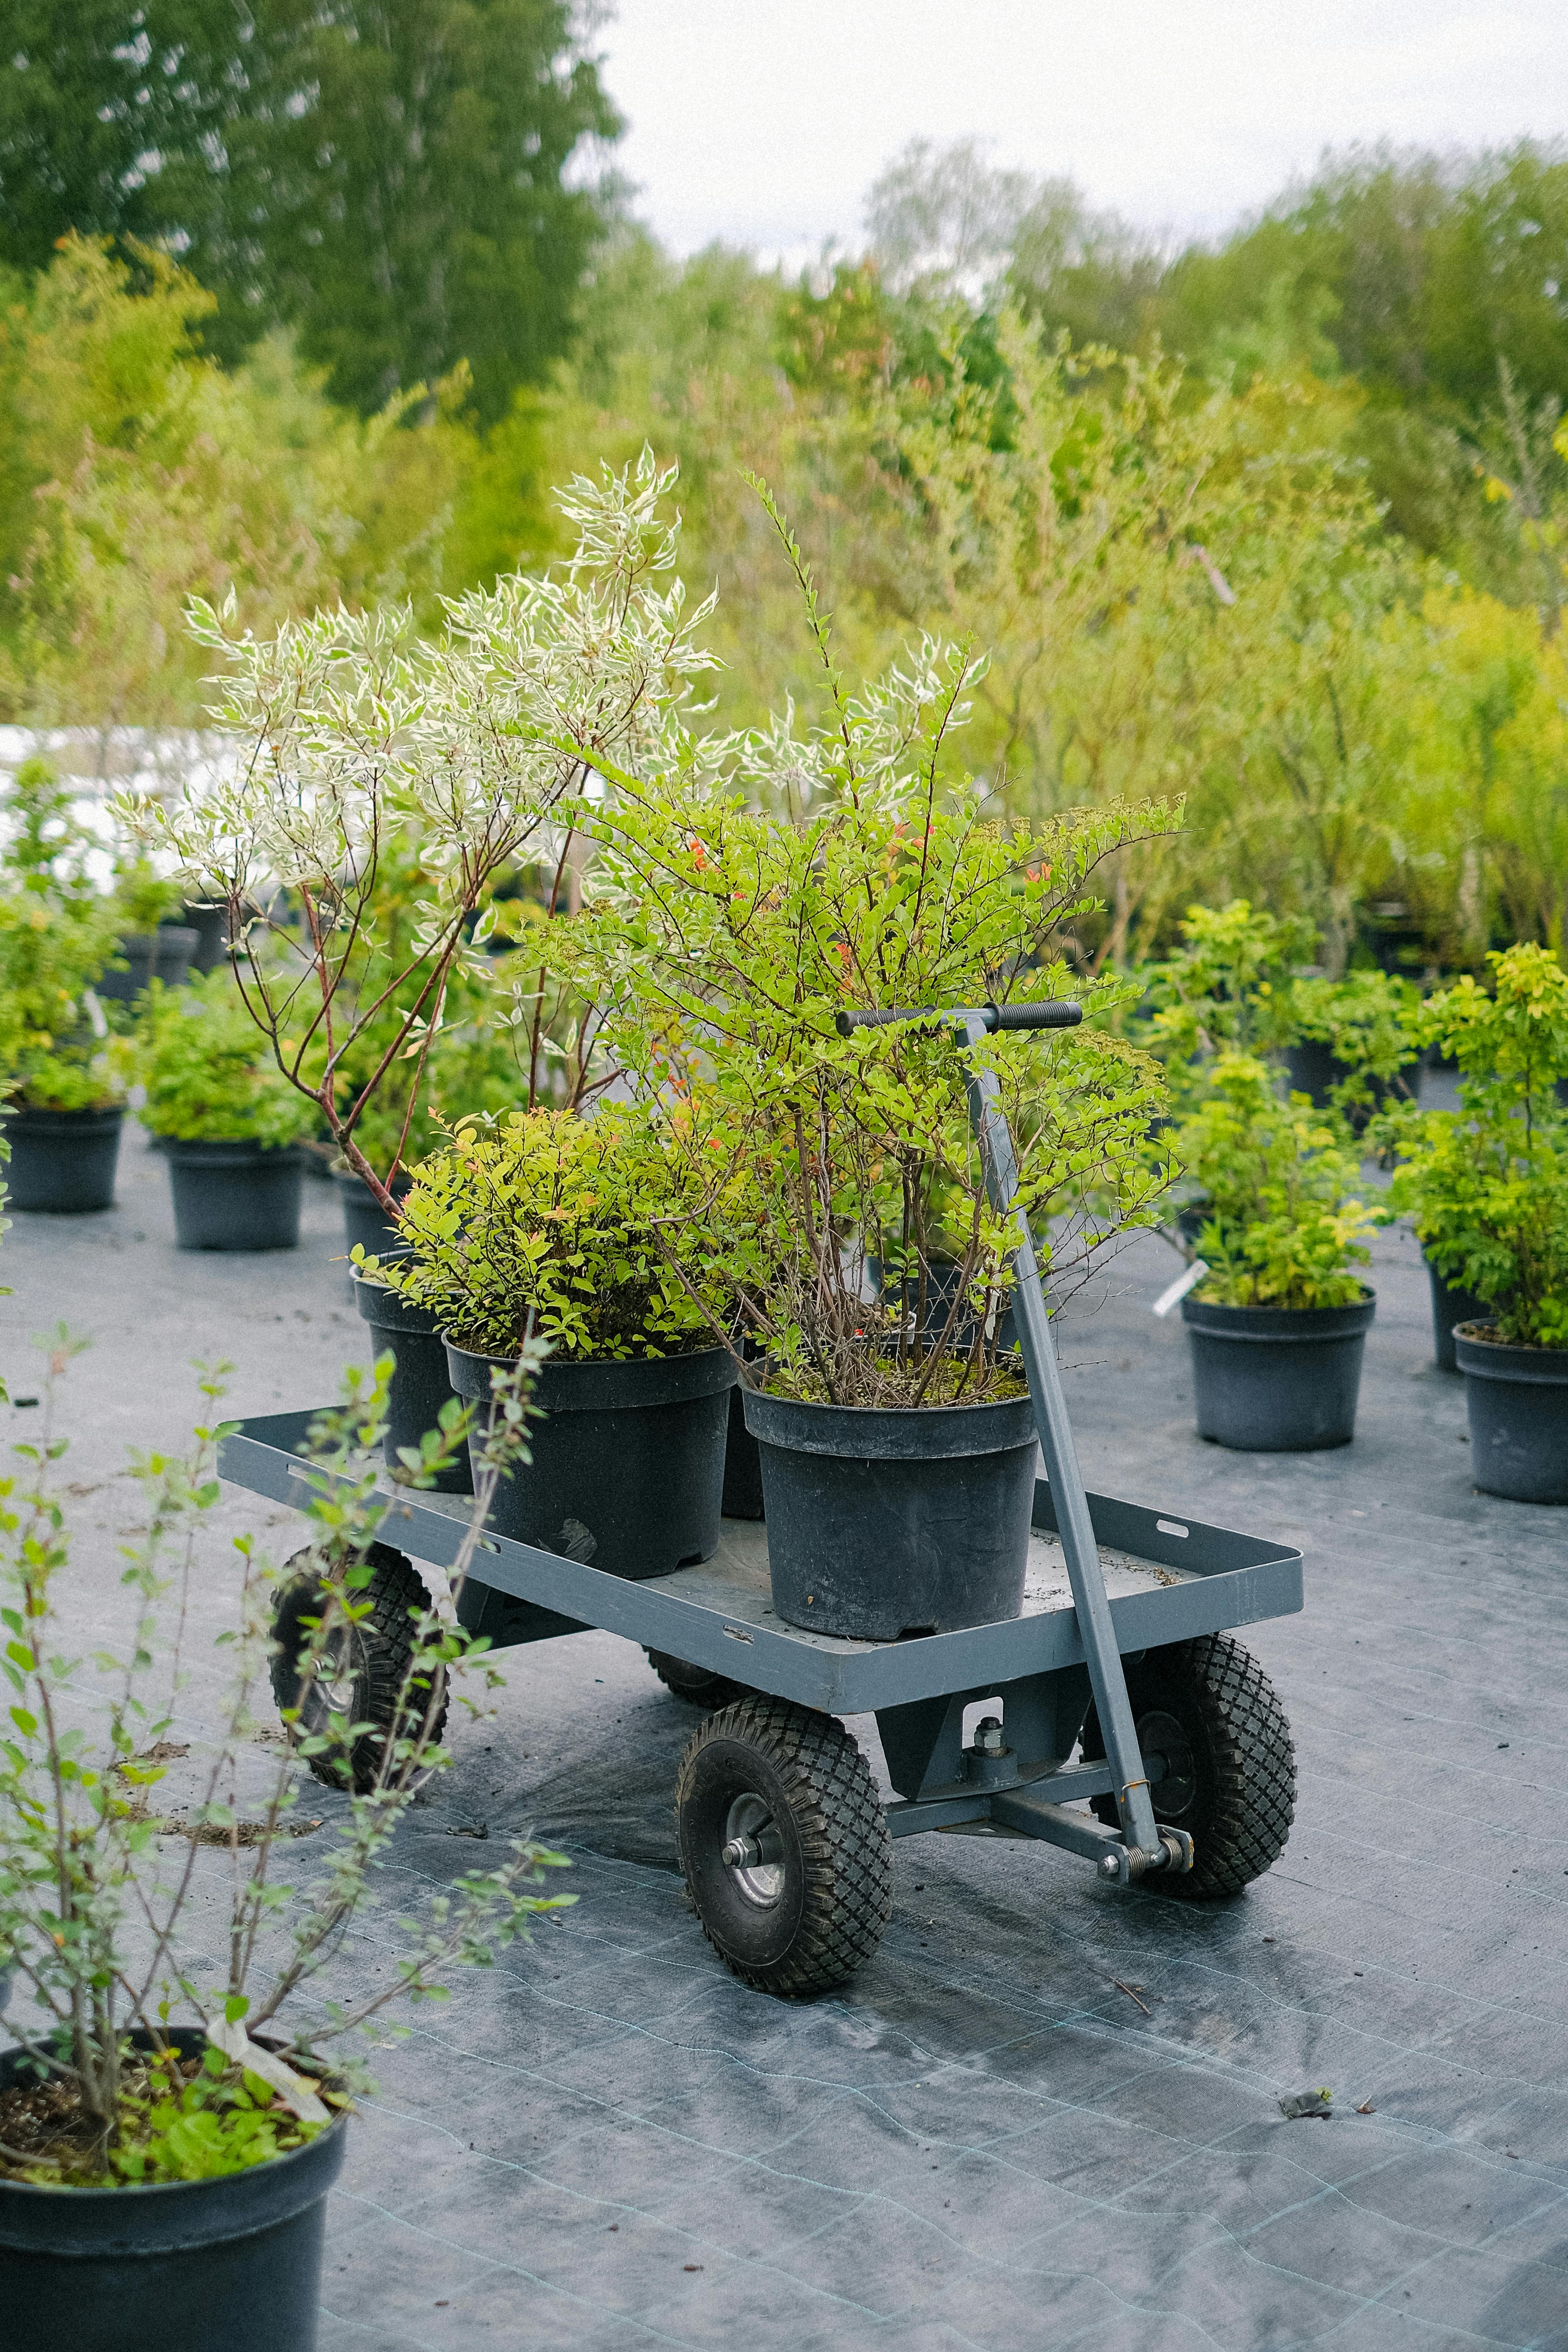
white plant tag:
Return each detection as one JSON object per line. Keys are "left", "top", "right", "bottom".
{"left": 1152, "top": 1260, "right": 1209, "bottom": 1319}
{"left": 83, "top": 988, "right": 108, "bottom": 1040}
{"left": 207, "top": 2014, "right": 330, "bottom": 2123}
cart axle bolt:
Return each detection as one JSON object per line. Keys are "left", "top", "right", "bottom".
{"left": 1099, "top": 1853, "right": 1123, "bottom": 1880}
{"left": 973, "top": 1716, "right": 1006, "bottom": 1756}
{"left": 723, "top": 1836, "right": 762, "bottom": 1869}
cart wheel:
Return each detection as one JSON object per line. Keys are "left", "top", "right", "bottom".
{"left": 645, "top": 1649, "right": 748, "bottom": 1710}
{"left": 1081, "top": 1633, "right": 1295, "bottom": 1899}
{"left": 269, "top": 1544, "right": 447, "bottom": 1794}
{"left": 675, "top": 1696, "right": 893, "bottom": 1996}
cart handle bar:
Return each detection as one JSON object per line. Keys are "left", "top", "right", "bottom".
{"left": 835, "top": 999, "right": 1082, "bottom": 1037}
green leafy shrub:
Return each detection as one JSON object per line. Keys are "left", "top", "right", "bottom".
{"left": 1290, "top": 968, "right": 1422, "bottom": 1117}
{"left": 381, "top": 1103, "right": 737, "bottom": 1361}
{"left": 1139, "top": 900, "right": 1313, "bottom": 1112}
{"left": 135, "top": 972, "right": 318, "bottom": 1146}
{"left": 0, "top": 1347, "right": 570, "bottom": 2188}
{"left": 1176, "top": 1055, "right": 1380, "bottom": 1309}
{"left": 566, "top": 492, "right": 1175, "bottom": 1407}
{"left": 1378, "top": 944, "right": 1568, "bottom": 1346}
{"left": 0, "top": 758, "right": 124, "bottom": 1111}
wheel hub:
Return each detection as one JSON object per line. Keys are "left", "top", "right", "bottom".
{"left": 1137, "top": 1709, "right": 1197, "bottom": 1816}
{"left": 721, "top": 1792, "right": 785, "bottom": 1907}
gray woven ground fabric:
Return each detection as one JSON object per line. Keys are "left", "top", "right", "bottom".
{"left": 2, "top": 1119, "right": 1564, "bottom": 2352}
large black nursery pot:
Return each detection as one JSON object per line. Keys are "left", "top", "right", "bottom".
{"left": 2, "top": 1103, "right": 123, "bottom": 1212}
{"left": 352, "top": 1262, "right": 470, "bottom": 1493}
{"left": 96, "top": 925, "right": 199, "bottom": 1005}
{"left": 1425, "top": 1252, "right": 1490, "bottom": 1375}
{"left": 180, "top": 902, "right": 229, "bottom": 973}
{"left": 0, "top": 2030, "right": 348, "bottom": 2352}
{"left": 866, "top": 1252, "right": 1016, "bottom": 1353}
{"left": 1454, "top": 1323, "right": 1568, "bottom": 1504}
{"left": 166, "top": 1139, "right": 303, "bottom": 1251}
{"left": 1182, "top": 1290, "right": 1376, "bottom": 1451}
{"left": 1284, "top": 1041, "right": 1421, "bottom": 1127}
{"left": 743, "top": 1385, "right": 1038, "bottom": 1641}
{"left": 332, "top": 1165, "right": 410, "bottom": 1259}
{"left": 444, "top": 1339, "right": 735, "bottom": 1577}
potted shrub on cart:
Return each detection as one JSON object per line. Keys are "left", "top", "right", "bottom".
{"left": 568, "top": 494, "right": 1174, "bottom": 1641}
{"left": 1286, "top": 967, "right": 1422, "bottom": 1128}
{"left": 121, "top": 454, "right": 717, "bottom": 1224}
{"left": 376, "top": 1102, "right": 741, "bottom": 1574}
{"left": 1379, "top": 945, "right": 1568, "bottom": 1500}
{"left": 96, "top": 858, "right": 199, "bottom": 1006}
{"left": 0, "top": 758, "right": 128, "bottom": 1213}
{"left": 0, "top": 1349, "right": 569, "bottom": 2352}
{"left": 1174, "top": 1055, "right": 1381, "bottom": 1451}
{"left": 136, "top": 972, "right": 318, "bottom": 1249}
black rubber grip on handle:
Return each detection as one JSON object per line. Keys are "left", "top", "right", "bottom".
{"left": 987, "top": 999, "right": 1082, "bottom": 1030}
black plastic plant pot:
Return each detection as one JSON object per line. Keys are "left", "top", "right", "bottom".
{"left": 0, "top": 2029, "right": 348, "bottom": 2352}
{"left": 353, "top": 1264, "right": 471, "bottom": 1493}
{"left": 1181, "top": 1290, "right": 1375, "bottom": 1451}
{"left": 2, "top": 1104, "right": 124, "bottom": 1213}
{"left": 332, "top": 1166, "right": 410, "bottom": 1259}
{"left": 721, "top": 1383, "right": 766, "bottom": 1519}
{"left": 165, "top": 1139, "right": 304, "bottom": 1251}
{"left": 865, "top": 1254, "right": 1016, "bottom": 1353}
{"left": 96, "top": 925, "right": 200, "bottom": 1005}
{"left": 1454, "top": 1324, "right": 1568, "bottom": 1504}
{"left": 742, "top": 1386, "right": 1038, "bottom": 1641}
{"left": 1284, "top": 1042, "right": 1420, "bottom": 1125}
{"left": 444, "top": 1339, "right": 735, "bottom": 1577}
{"left": 1425, "top": 1254, "right": 1490, "bottom": 1375}
{"left": 181, "top": 903, "right": 229, "bottom": 972}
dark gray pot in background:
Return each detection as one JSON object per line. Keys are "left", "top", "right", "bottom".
{"left": 1284, "top": 1042, "right": 1421, "bottom": 1128}
{"left": 332, "top": 1166, "right": 410, "bottom": 1260}
{"left": 180, "top": 903, "right": 229, "bottom": 972}
{"left": 0, "top": 2029, "right": 348, "bottom": 2352}
{"left": 96, "top": 925, "right": 199, "bottom": 1005}
{"left": 1182, "top": 1290, "right": 1376, "bottom": 1451}
{"left": 444, "top": 1338, "right": 734, "bottom": 1578}
{"left": 1424, "top": 1253, "right": 1490, "bottom": 1375}
{"left": 165, "top": 1139, "right": 303, "bottom": 1251}
{"left": 2, "top": 1103, "right": 123, "bottom": 1212}
{"left": 743, "top": 1385, "right": 1037, "bottom": 1641}
{"left": 1455, "top": 1324, "right": 1568, "bottom": 1503}
{"left": 352, "top": 1263, "right": 470, "bottom": 1493}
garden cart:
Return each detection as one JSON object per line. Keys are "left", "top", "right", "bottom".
{"left": 222, "top": 999, "right": 1302, "bottom": 1996}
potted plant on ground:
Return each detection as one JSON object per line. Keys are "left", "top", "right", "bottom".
{"left": 96, "top": 857, "right": 198, "bottom": 1005}
{"left": 566, "top": 490, "right": 1174, "bottom": 1639}
{"left": 1286, "top": 967, "right": 1422, "bottom": 1128}
{"left": 1174, "top": 1054, "right": 1381, "bottom": 1450}
{"left": 135, "top": 971, "right": 318, "bottom": 1249}
{"left": 376, "top": 1101, "right": 741, "bottom": 1574}
{"left": 0, "top": 1346, "right": 569, "bottom": 2350}
{"left": 0, "top": 757, "right": 128, "bottom": 1212}
{"left": 121, "top": 453, "right": 717, "bottom": 1223}
{"left": 1379, "top": 944, "right": 1568, "bottom": 1499}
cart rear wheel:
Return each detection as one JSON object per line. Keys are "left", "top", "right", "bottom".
{"left": 645, "top": 1650, "right": 749, "bottom": 1710}
{"left": 270, "top": 1544, "right": 446, "bottom": 1794}
{"left": 675, "top": 1697, "right": 893, "bottom": 1995}
{"left": 1082, "top": 1633, "right": 1295, "bottom": 1899}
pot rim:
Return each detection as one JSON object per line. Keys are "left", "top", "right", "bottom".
{"left": 2, "top": 1101, "right": 125, "bottom": 1126}
{"left": 1181, "top": 1287, "right": 1375, "bottom": 1340}
{"left": 161, "top": 1135, "right": 305, "bottom": 1162}
{"left": 743, "top": 1379, "right": 1036, "bottom": 1462}
{"left": 1454, "top": 1321, "right": 1568, "bottom": 1381}
{"left": 443, "top": 1332, "right": 736, "bottom": 1412}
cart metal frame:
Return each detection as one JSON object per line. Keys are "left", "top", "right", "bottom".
{"left": 218, "top": 1408, "right": 1300, "bottom": 1882}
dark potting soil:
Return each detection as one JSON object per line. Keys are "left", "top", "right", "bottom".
{"left": 0, "top": 2050, "right": 320, "bottom": 2186}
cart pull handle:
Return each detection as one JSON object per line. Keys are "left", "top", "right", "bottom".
{"left": 835, "top": 999, "right": 1082, "bottom": 1037}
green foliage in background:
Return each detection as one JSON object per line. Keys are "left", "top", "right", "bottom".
{"left": 1177, "top": 1057, "right": 1381, "bottom": 1311}
{"left": 134, "top": 970, "right": 317, "bottom": 1145}
{"left": 0, "top": 757, "right": 124, "bottom": 1109}
{"left": 1379, "top": 945, "right": 1568, "bottom": 1345}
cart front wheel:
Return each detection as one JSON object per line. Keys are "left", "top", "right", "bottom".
{"left": 645, "top": 1650, "right": 748, "bottom": 1711}
{"left": 1082, "top": 1633, "right": 1295, "bottom": 1899}
{"left": 676, "top": 1696, "right": 893, "bottom": 1996}
{"left": 270, "top": 1544, "right": 446, "bottom": 1794}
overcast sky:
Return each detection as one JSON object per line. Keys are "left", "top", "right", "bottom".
{"left": 595, "top": 1, "right": 1568, "bottom": 264}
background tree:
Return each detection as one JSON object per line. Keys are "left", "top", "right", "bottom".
{"left": 0, "top": 0, "right": 619, "bottom": 415}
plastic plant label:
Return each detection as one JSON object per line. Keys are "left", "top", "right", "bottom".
{"left": 1152, "top": 1260, "right": 1209, "bottom": 1319}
